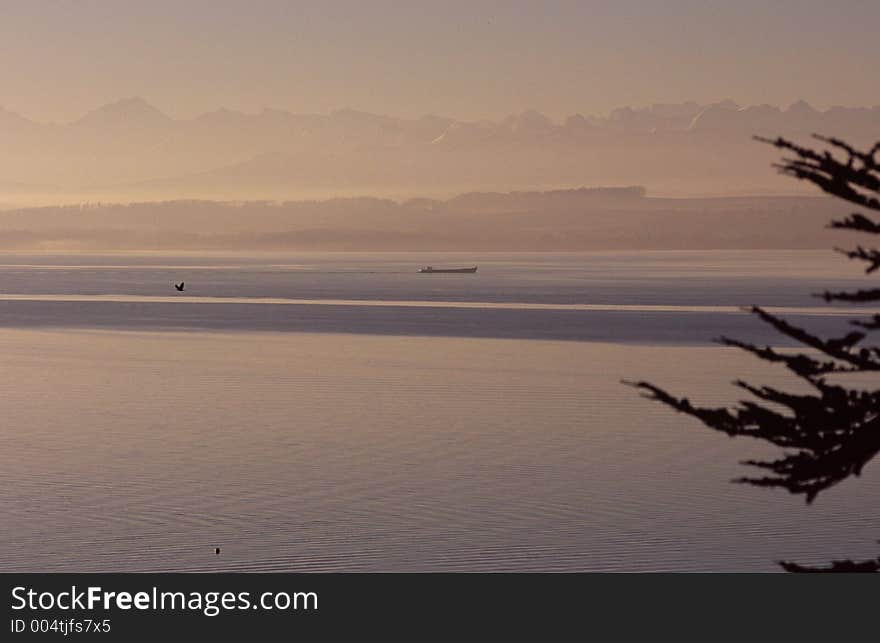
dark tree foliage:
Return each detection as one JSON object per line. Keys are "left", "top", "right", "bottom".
{"left": 627, "top": 135, "right": 880, "bottom": 572}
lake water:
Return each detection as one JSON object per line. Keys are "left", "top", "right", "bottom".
{"left": 1, "top": 251, "right": 877, "bottom": 571}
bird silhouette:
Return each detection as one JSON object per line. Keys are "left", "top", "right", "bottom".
{"left": 174, "top": 282, "right": 185, "bottom": 292}
{"left": 214, "top": 547, "right": 221, "bottom": 556}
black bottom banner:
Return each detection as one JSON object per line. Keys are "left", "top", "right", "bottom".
{"left": 2, "top": 573, "right": 876, "bottom": 639}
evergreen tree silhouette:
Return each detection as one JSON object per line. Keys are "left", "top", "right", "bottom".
{"left": 628, "top": 135, "right": 880, "bottom": 572}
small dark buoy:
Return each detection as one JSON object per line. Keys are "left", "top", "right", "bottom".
{"left": 215, "top": 547, "right": 221, "bottom": 556}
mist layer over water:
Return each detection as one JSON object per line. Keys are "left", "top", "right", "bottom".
{"left": 0, "top": 251, "right": 872, "bottom": 344}
{"left": 0, "top": 250, "right": 865, "bottom": 306}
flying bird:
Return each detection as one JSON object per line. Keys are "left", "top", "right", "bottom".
{"left": 174, "top": 282, "right": 185, "bottom": 292}
{"left": 215, "top": 547, "right": 221, "bottom": 556}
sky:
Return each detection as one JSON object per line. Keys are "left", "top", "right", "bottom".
{"left": 1, "top": 0, "right": 878, "bottom": 123}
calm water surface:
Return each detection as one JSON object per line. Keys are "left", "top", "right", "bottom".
{"left": 0, "top": 251, "right": 877, "bottom": 571}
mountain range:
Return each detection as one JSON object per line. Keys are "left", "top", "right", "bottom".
{"left": 1, "top": 98, "right": 878, "bottom": 206}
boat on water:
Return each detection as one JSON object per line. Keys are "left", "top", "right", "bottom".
{"left": 418, "top": 266, "right": 478, "bottom": 274}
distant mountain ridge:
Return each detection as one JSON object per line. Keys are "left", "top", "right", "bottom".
{"left": 5, "top": 96, "right": 875, "bottom": 134}
{"left": 0, "top": 98, "right": 878, "bottom": 205}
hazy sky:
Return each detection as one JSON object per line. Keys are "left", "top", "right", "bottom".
{"left": 2, "top": 0, "right": 878, "bottom": 123}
